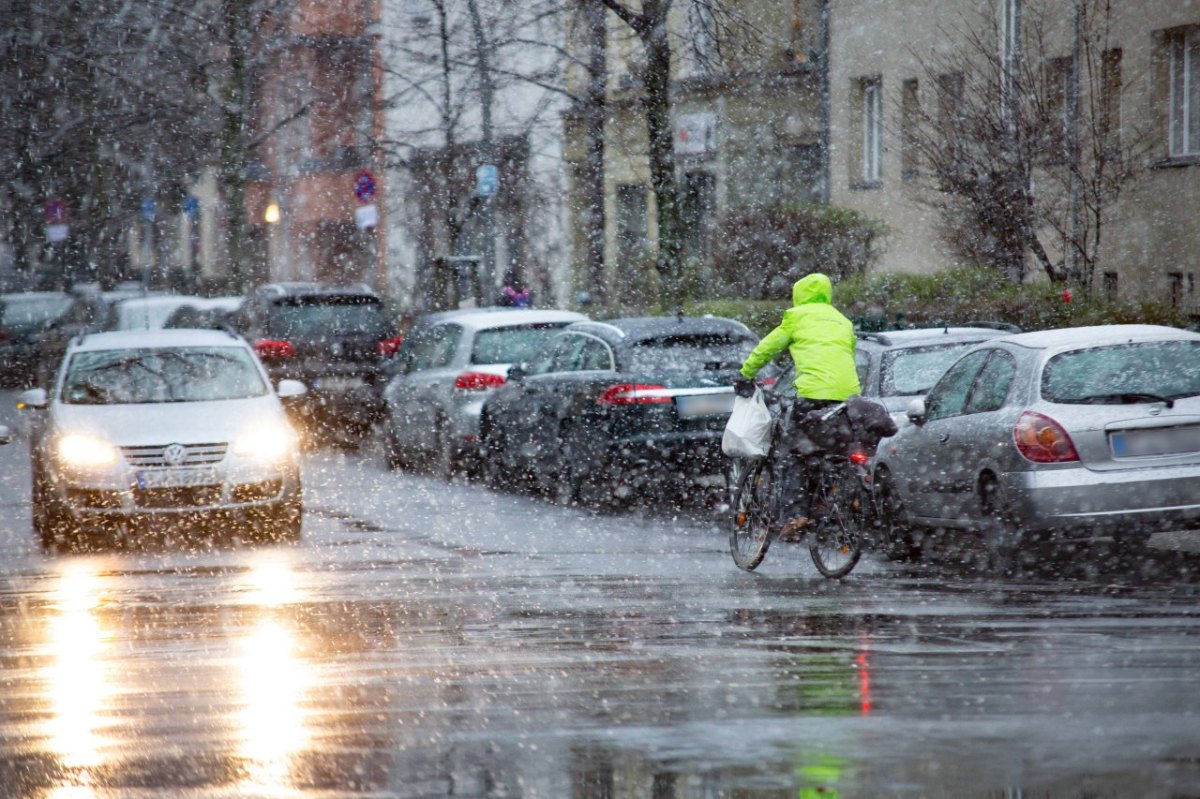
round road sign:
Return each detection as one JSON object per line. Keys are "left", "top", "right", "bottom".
{"left": 354, "top": 171, "right": 376, "bottom": 204}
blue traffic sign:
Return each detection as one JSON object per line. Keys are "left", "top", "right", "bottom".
{"left": 140, "top": 198, "right": 156, "bottom": 221}
{"left": 354, "top": 171, "right": 376, "bottom": 203}
{"left": 476, "top": 164, "right": 498, "bottom": 197}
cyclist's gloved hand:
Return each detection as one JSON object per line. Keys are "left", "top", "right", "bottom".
{"left": 734, "top": 376, "right": 756, "bottom": 398}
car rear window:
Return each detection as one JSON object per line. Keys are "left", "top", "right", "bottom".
{"left": 62, "top": 347, "right": 267, "bottom": 404}
{"left": 471, "top": 323, "right": 573, "bottom": 365}
{"left": 881, "top": 343, "right": 984, "bottom": 396}
{"left": 268, "top": 297, "right": 389, "bottom": 339}
{"left": 1, "top": 295, "right": 72, "bottom": 334}
{"left": 626, "top": 333, "right": 754, "bottom": 373}
{"left": 1042, "top": 340, "right": 1200, "bottom": 403}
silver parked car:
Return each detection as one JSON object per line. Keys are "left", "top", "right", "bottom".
{"left": 872, "top": 324, "right": 1200, "bottom": 564}
{"left": 381, "top": 307, "right": 587, "bottom": 476}
{"left": 19, "top": 328, "right": 306, "bottom": 549}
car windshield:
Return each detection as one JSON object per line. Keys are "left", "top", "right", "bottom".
{"left": 268, "top": 298, "right": 389, "bottom": 339}
{"left": 472, "top": 323, "right": 573, "bottom": 365}
{"left": 1042, "top": 340, "right": 1200, "bottom": 403}
{"left": 1, "top": 295, "right": 72, "bottom": 334}
{"left": 61, "top": 346, "right": 268, "bottom": 405}
{"left": 626, "top": 333, "right": 754, "bottom": 373}
{"left": 881, "top": 343, "right": 984, "bottom": 396}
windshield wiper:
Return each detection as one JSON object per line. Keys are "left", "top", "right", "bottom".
{"left": 1075, "top": 392, "right": 1175, "bottom": 408}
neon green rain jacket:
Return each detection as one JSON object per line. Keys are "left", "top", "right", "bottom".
{"left": 740, "top": 273, "right": 861, "bottom": 401}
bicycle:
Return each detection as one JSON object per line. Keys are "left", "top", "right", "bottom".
{"left": 729, "top": 400, "right": 872, "bottom": 579}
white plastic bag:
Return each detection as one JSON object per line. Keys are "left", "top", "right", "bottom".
{"left": 722, "top": 387, "right": 772, "bottom": 459}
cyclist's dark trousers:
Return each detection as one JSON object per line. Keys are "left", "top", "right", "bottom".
{"left": 779, "top": 398, "right": 840, "bottom": 523}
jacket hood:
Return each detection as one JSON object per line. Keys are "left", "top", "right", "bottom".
{"left": 793, "top": 273, "right": 833, "bottom": 306}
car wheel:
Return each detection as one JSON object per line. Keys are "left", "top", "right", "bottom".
{"left": 874, "top": 468, "right": 921, "bottom": 562}
{"left": 32, "top": 462, "right": 70, "bottom": 551}
{"left": 431, "top": 416, "right": 456, "bottom": 480}
{"left": 480, "top": 416, "right": 509, "bottom": 489}
{"left": 272, "top": 499, "right": 302, "bottom": 543}
{"left": 979, "top": 474, "right": 1026, "bottom": 574}
{"left": 383, "top": 423, "right": 407, "bottom": 471}
{"left": 553, "top": 426, "right": 583, "bottom": 506}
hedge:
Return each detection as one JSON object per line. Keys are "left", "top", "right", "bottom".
{"left": 686, "top": 267, "right": 1194, "bottom": 336}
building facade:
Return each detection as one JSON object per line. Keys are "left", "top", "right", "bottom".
{"left": 827, "top": 0, "right": 1200, "bottom": 308}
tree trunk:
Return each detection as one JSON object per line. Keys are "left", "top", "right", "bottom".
{"left": 220, "top": 0, "right": 250, "bottom": 293}
{"left": 640, "top": 0, "right": 682, "bottom": 309}
{"left": 580, "top": 0, "right": 608, "bottom": 308}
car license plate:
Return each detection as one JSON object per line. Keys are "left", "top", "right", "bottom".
{"left": 315, "top": 376, "right": 365, "bottom": 391}
{"left": 1110, "top": 426, "right": 1200, "bottom": 458}
{"left": 135, "top": 467, "right": 219, "bottom": 489}
{"left": 675, "top": 392, "right": 734, "bottom": 419}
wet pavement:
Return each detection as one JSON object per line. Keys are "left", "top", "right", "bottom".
{"left": 2, "top": 390, "right": 1200, "bottom": 798}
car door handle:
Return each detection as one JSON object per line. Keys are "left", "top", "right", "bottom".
{"left": 938, "top": 433, "right": 950, "bottom": 444}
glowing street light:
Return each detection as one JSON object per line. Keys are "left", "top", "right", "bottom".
{"left": 264, "top": 203, "right": 280, "bottom": 224}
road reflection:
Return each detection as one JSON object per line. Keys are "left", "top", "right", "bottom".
{"left": 236, "top": 553, "right": 313, "bottom": 792}
{"left": 43, "top": 560, "right": 114, "bottom": 793}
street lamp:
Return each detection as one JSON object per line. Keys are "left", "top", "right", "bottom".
{"left": 264, "top": 203, "right": 280, "bottom": 224}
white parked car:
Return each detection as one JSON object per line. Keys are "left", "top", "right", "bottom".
{"left": 19, "top": 329, "right": 305, "bottom": 549}
{"left": 107, "top": 294, "right": 242, "bottom": 331}
{"left": 381, "top": 307, "right": 588, "bottom": 476}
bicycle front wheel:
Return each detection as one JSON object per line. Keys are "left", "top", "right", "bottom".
{"left": 808, "top": 461, "right": 865, "bottom": 579}
{"left": 730, "top": 458, "right": 775, "bottom": 571}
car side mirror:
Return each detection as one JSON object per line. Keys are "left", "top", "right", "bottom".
{"left": 276, "top": 379, "right": 307, "bottom": 399}
{"left": 0, "top": 425, "right": 10, "bottom": 445}
{"left": 508, "top": 364, "right": 527, "bottom": 382}
{"left": 17, "top": 388, "right": 48, "bottom": 410}
{"left": 906, "top": 397, "right": 927, "bottom": 426}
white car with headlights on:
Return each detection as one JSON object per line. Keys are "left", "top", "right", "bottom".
{"left": 19, "top": 329, "right": 305, "bottom": 549}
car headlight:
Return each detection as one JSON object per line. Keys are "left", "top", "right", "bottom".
{"left": 57, "top": 434, "right": 117, "bottom": 466}
{"left": 232, "top": 425, "right": 295, "bottom": 461}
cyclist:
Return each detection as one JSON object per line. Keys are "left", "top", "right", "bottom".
{"left": 734, "top": 272, "right": 861, "bottom": 538}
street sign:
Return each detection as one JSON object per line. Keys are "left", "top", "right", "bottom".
{"left": 140, "top": 197, "right": 157, "bottom": 221}
{"left": 184, "top": 195, "right": 200, "bottom": 219}
{"left": 476, "top": 164, "right": 498, "bottom": 197}
{"left": 44, "top": 199, "right": 67, "bottom": 225}
{"left": 355, "top": 204, "right": 378, "bottom": 230}
{"left": 354, "top": 171, "right": 376, "bottom": 204}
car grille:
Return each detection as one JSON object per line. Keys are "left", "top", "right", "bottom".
{"left": 133, "top": 485, "right": 222, "bottom": 509}
{"left": 231, "top": 479, "right": 282, "bottom": 503}
{"left": 121, "top": 443, "right": 228, "bottom": 467}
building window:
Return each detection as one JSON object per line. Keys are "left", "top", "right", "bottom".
{"left": 900, "top": 78, "right": 920, "bottom": 182}
{"left": 937, "top": 71, "right": 965, "bottom": 133}
{"left": 680, "top": 171, "right": 716, "bottom": 262}
{"left": 860, "top": 76, "right": 883, "bottom": 185}
{"left": 1169, "top": 28, "right": 1200, "bottom": 156}
{"left": 615, "top": 184, "right": 648, "bottom": 263}
{"left": 1103, "top": 271, "right": 1119, "bottom": 302}
{"left": 1169, "top": 271, "right": 1184, "bottom": 306}
{"left": 1100, "top": 48, "right": 1122, "bottom": 155}
{"left": 1045, "top": 56, "right": 1073, "bottom": 163}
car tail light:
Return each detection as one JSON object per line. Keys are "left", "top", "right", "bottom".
{"left": 454, "top": 371, "right": 506, "bottom": 391}
{"left": 254, "top": 339, "right": 295, "bottom": 360}
{"left": 376, "top": 335, "right": 404, "bottom": 356}
{"left": 597, "top": 383, "right": 671, "bottom": 405}
{"left": 1013, "top": 411, "right": 1079, "bottom": 463}
{"left": 849, "top": 450, "right": 870, "bottom": 465}
{"left": 760, "top": 377, "right": 777, "bottom": 387}
{"left": 0, "top": 327, "right": 11, "bottom": 344}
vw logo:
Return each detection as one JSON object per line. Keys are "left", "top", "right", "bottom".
{"left": 162, "top": 443, "right": 187, "bottom": 466}
{"left": 330, "top": 342, "right": 343, "bottom": 356}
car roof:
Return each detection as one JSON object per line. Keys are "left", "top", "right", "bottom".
{"left": 995, "top": 324, "right": 1200, "bottom": 350}
{"left": 113, "top": 295, "right": 197, "bottom": 310}
{"left": 256, "top": 282, "right": 377, "bottom": 300}
{"left": 856, "top": 326, "right": 1014, "bottom": 348}
{"left": 0, "top": 291, "right": 70, "bottom": 302}
{"left": 570, "top": 315, "right": 754, "bottom": 343}
{"left": 72, "top": 328, "right": 246, "bottom": 352}
{"left": 416, "top": 307, "right": 587, "bottom": 329}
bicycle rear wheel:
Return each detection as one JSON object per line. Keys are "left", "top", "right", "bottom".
{"left": 808, "top": 460, "right": 865, "bottom": 578}
{"left": 730, "top": 458, "right": 776, "bottom": 571}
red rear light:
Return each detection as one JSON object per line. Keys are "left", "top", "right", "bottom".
{"left": 254, "top": 339, "right": 295, "bottom": 360}
{"left": 849, "top": 450, "right": 870, "bottom": 465}
{"left": 0, "top": 328, "right": 11, "bottom": 344}
{"left": 760, "top": 377, "right": 777, "bottom": 387}
{"left": 454, "top": 371, "right": 506, "bottom": 391}
{"left": 1013, "top": 411, "right": 1079, "bottom": 463}
{"left": 376, "top": 335, "right": 404, "bottom": 356}
{"left": 597, "top": 383, "right": 671, "bottom": 405}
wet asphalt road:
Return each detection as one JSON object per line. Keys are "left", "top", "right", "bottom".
{"left": 2, "top": 390, "right": 1200, "bottom": 798}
